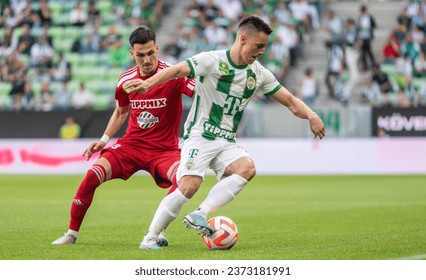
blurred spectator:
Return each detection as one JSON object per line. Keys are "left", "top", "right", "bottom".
{"left": 222, "top": 0, "right": 243, "bottom": 22}
{"left": 55, "top": 81, "right": 72, "bottom": 111}
{"left": 69, "top": 2, "right": 88, "bottom": 27}
{"left": 372, "top": 65, "right": 393, "bottom": 95}
{"left": 323, "top": 9, "right": 345, "bottom": 43}
{"left": 401, "top": 33, "right": 421, "bottom": 63}
{"left": 392, "top": 21, "right": 407, "bottom": 44}
{"left": 30, "top": 35, "right": 54, "bottom": 69}
{"left": 37, "top": 0, "right": 52, "bottom": 27}
{"left": 204, "top": 21, "right": 229, "bottom": 48}
{"left": 382, "top": 34, "right": 400, "bottom": 64}
{"left": 1, "top": 51, "right": 26, "bottom": 82}
{"left": 357, "top": 5, "right": 377, "bottom": 70}
{"left": 41, "top": 25, "right": 54, "bottom": 47}
{"left": 296, "top": 67, "right": 318, "bottom": 107}
{"left": 411, "top": 4, "right": 425, "bottom": 30}
{"left": 18, "top": 23, "right": 36, "bottom": 55}
{"left": 20, "top": 81, "right": 36, "bottom": 111}
{"left": 71, "top": 82, "right": 95, "bottom": 110}
{"left": 324, "top": 40, "right": 344, "bottom": 99}
{"left": 108, "top": 35, "right": 130, "bottom": 68}
{"left": 395, "top": 89, "right": 411, "bottom": 108}
{"left": 396, "top": 7, "right": 411, "bottom": 32}
{"left": 8, "top": 71, "right": 27, "bottom": 108}
{"left": 377, "top": 127, "right": 390, "bottom": 137}
{"left": 0, "top": 26, "right": 18, "bottom": 59}
{"left": 274, "top": 1, "right": 292, "bottom": 25}
{"left": 264, "top": 52, "right": 286, "bottom": 82}
{"left": 269, "top": 35, "right": 289, "bottom": 75}
{"left": 410, "top": 25, "right": 424, "bottom": 45}
{"left": 81, "top": 24, "right": 107, "bottom": 54}
{"left": 19, "top": 5, "right": 33, "bottom": 27}
{"left": 363, "top": 76, "right": 383, "bottom": 107}
{"left": 343, "top": 18, "right": 361, "bottom": 101}
{"left": 414, "top": 50, "right": 426, "bottom": 77}
{"left": 105, "top": 24, "right": 120, "bottom": 46}
{"left": 87, "top": 1, "right": 101, "bottom": 26}
{"left": 395, "top": 52, "right": 413, "bottom": 88}
{"left": 418, "top": 80, "right": 426, "bottom": 106}
{"left": 2, "top": 4, "right": 19, "bottom": 27}
{"left": 35, "top": 81, "right": 55, "bottom": 111}
{"left": 162, "top": 36, "right": 182, "bottom": 65}
{"left": 130, "top": 0, "right": 152, "bottom": 27}
{"left": 404, "top": 0, "right": 419, "bottom": 18}
{"left": 402, "top": 76, "right": 418, "bottom": 105}
{"left": 289, "top": 0, "right": 312, "bottom": 33}
{"left": 58, "top": 116, "right": 81, "bottom": 140}
{"left": 276, "top": 21, "right": 299, "bottom": 66}
{"left": 53, "top": 52, "right": 72, "bottom": 82}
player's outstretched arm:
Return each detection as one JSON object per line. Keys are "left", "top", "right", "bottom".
{"left": 126, "top": 61, "right": 191, "bottom": 94}
{"left": 271, "top": 87, "right": 325, "bottom": 139}
{"left": 83, "top": 105, "right": 129, "bottom": 160}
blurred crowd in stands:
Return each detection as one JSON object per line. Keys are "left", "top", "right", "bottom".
{"left": 322, "top": 0, "right": 426, "bottom": 108}
{"left": 0, "top": 0, "right": 168, "bottom": 111}
{"left": 1, "top": 0, "right": 425, "bottom": 113}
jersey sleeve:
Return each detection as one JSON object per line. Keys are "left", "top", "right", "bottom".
{"left": 258, "top": 64, "right": 283, "bottom": 97}
{"left": 186, "top": 51, "right": 215, "bottom": 78}
{"left": 183, "top": 77, "right": 196, "bottom": 97}
{"left": 114, "top": 81, "right": 130, "bottom": 107}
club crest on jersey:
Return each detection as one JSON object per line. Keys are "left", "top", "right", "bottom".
{"left": 137, "top": 111, "right": 159, "bottom": 129}
{"left": 219, "top": 61, "right": 230, "bottom": 75}
{"left": 246, "top": 76, "right": 256, "bottom": 90}
{"left": 185, "top": 158, "right": 195, "bottom": 170}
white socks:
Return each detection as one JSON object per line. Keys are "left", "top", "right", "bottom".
{"left": 145, "top": 189, "right": 188, "bottom": 239}
{"left": 194, "top": 174, "right": 248, "bottom": 217}
{"left": 67, "top": 229, "right": 78, "bottom": 238}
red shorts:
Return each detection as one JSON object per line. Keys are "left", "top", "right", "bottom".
{"left": 100, "top": 141, "right": 180, "bottom": 189}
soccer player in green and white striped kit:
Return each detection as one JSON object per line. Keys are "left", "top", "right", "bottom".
{"left": 125, "top": 15, "right": 326, "bottom": 249}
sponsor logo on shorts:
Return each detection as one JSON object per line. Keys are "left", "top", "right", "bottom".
{"left": 137, "top": 111, "right": 159, "bottom": 129}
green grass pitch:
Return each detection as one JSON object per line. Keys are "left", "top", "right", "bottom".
{"left": 0, "top": 174, "right": 425, "bottom": 260}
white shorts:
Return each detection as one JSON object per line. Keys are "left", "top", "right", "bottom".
{"left": 177, "top": 136, "right": 251, "bottom": 181}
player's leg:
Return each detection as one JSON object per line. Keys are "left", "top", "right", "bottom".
{"left": 52, "top": 152, "right": 121, "bottom": 245}
{"left": 143, "top": 154, "right": 180, "bottom": 247}
{"left": 140, "top": 138, "right": 212, "bottom": 249}
{"left": 190, "top": 145, "right": 255, "bottom": 219}
{"left": 140, "top": 175, "right": 202, "bottom": 249}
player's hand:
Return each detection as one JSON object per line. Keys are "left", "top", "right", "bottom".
{"left": 83, "top": 141, "right": 106, "bottom": 161}
{"left": 309, "top": 114, "right": 325, "bottom": 139}
{"left": 123, "top": 79, "right": 149, "bottom": 94}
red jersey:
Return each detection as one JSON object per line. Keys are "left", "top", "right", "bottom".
{"left": 115, "top": 61, "right": 195, "bottom": 151}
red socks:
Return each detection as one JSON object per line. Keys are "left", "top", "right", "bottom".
{"left": 69, "top": 164, "right": 106, "bottom": 231}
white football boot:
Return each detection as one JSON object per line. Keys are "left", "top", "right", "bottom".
{"left": 51, "top": 233, "right": 77, "bottom": 245}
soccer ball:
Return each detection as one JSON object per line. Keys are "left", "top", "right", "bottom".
{"left": 202, "top": 216, "right": 238, "bottom": 250}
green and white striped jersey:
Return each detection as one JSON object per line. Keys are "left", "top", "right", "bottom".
{"left": 184, "top": 49, "right": 282, "bottom": 142}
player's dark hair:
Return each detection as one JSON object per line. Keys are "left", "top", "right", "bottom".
{"left": 129, "top": 27, "right": 156, "bottom": 46}
{"left": 238, "top": 16, "right": 273, "bottom": 35}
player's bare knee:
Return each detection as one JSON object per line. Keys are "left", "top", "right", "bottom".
{"left": 240, "top": 164, "right": 256, "bottom": 181}
{"left": 225, "top": 157, "right": 256, "bottom": 181}
{"left": 179, "top": 175, "right": 202, "bottom": 198}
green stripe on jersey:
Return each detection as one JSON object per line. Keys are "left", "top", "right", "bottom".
{"left": 264, "top": 84, "right": 283, "bottom": 96}
{"left": 183, "top": 95, "right": 201, "bottom": 140}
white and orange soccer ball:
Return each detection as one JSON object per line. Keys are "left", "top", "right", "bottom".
{"left": 202, "top": 216, "right": 238, "bottom": 250}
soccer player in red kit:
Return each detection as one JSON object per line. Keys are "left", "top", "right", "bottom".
{"left": 52, "top": 27, "right": 195, "bottom": 246}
